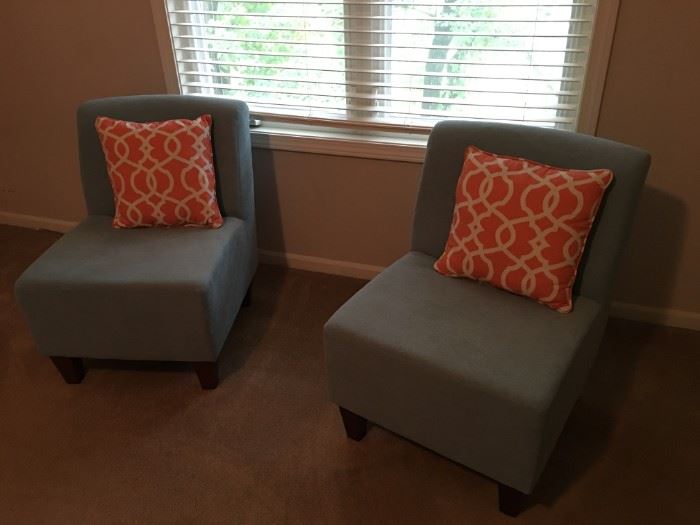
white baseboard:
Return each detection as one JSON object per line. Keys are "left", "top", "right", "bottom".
{"left": 261, "top": 250, "right": 700, "bottom": 330}
{"left": 258, "top": 249, "right": 384, "bottom": 280}
{"left": 2, "top": 211, "right": 698, "bottom": 330}
{"left": 0, "top": 211, "right": 78, "bottom": 233}
{"left": 610, "top": 302, "right": 700, "bottom": 331}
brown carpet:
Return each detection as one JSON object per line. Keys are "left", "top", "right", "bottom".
{"left": 0, "top": 224, "right": 698, "bottom": 524}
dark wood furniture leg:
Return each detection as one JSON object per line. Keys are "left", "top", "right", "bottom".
{"left": 50, "top": 356, "right": 85, "bottom": 384}
{"left": 242, "top": 284, "right": 252, "bottom": 307}
{"left": 339, "top": 407, "right": 368, "bottom": 441}
{"left": 192, "top": 361, "right": 219, "bottom": 390}
{"left": 498, "top": 483, "right": 528, "bottom": 517}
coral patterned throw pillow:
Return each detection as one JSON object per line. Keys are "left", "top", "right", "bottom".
{"left": 95, "top": 114, "right": 223, "bottom": 228}
{"left": 434, "top": 146, "right": 613, "bottom": 313}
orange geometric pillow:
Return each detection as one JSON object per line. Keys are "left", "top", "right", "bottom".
{"left": 434, "top": 146, "right": 613, "bottom": 313}
{"left": 94, "top": 114, "right": 223, "bottom": 228}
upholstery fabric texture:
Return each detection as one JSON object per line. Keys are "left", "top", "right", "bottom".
{"left": 326, "top": 251, "right": 608, "bottom": 492}
{"left": 434, "top": 145, "right": 614, "bottom": 313}
{"left": 95, "top": 114, "right": 223, "bottom": 229}
{"left": 16, "top": 216, "right": 247, "bottom": 361}
{"left": 324, "top": 121, "right": 650, "bottom": 494}
{"left": 16, "top": 95, "right": 257, "bottom": 364}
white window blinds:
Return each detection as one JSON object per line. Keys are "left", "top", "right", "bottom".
{"left": 165, "top": 0, "right": 599, "bottom": 130}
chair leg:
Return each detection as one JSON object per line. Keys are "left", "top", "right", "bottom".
{"left": 339, "top": 407, "right": 368, "bottom": 441}
{"left": 498, "top": 483, "right": 528, "bottom": 517}
{"left": 242, "top": 284, "right": 252, "bottom": 307}
{"left": 50, "top": 356, "right": 85, "bottom": 384}
{"left": 192, "top": 361, "right": 219, "bottom": 390}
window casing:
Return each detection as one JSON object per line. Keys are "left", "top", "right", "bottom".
{"left": 153, "top": 0, "right": 618, "bottom": 158}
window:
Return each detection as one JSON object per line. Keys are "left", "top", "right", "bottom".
{"left": 155, "top": 0, "right": 616, "bottom": 154}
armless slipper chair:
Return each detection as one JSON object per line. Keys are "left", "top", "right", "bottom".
{"left": 15, "top": 95, "right": 257, "bottom": 389}
{"left": 324, "top": 121, "right": 650, "bottom": 516}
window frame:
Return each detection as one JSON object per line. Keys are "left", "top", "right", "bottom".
{"left": 150, "top": 0, "right": 619, "bottom": 163}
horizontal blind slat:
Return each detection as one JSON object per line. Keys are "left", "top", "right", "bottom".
{"left": 180, "top": 82, "right": 579, "bottom": 111}
{"left": 172, "top": 36, "right": 589, "bottom": 53}
{"left": 170, "top": 11, "right": 593, "bottom": 23}
{"left": 171, "top": 23, "right": 590, "bottom": 38}
{"left": 181, "top": 69, "right": 581, "bottom": 86}
{"left": 195, "top": 1, "right": 592, "bottom": 6}
{"left": 180, "top": 68, "right": 579, "bottom": 91}
{"left": 181, "top": 69, "right": 582, "bottom": 83}
{"left": 176, "top": 55, "right": 586, "bottom": 69}
{"left": 241, "top": 101, "right": 576, "bottom": 124}
{"left": 178, "top": 93, "right": 575, "bottom": 126}
{"left": 178, "top": 70, "right": 581, "bottom": 95}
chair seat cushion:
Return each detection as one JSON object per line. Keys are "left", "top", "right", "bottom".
{"left": 15, "top": 216, "right": 252, "bottom": 361}
{"left": 324, "top": 251, "right": 607, "bottom": 492}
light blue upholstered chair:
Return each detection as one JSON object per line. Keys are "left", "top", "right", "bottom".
{"left": 324, "top": 121, "right": 650, "bottom": 516}
{"left": 15, "top": 95, "right": 257, "bottom": 389}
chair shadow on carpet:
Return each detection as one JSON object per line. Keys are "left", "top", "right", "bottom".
{"left": 532, "top": 318, "right": 647, "bottom": 508}
{"left": 529, "top": 185, "right": 687, "bottom": 508}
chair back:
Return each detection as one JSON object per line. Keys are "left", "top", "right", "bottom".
{"left": 411, "top": 121, "right": 650, "bottom": 305}
{"left": 77, "top": 95, "right": 254, "bottom": 220}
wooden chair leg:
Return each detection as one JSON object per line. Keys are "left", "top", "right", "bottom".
{"left": 50, "top": 356, "right": 85, "bottom": 384}
{"left": 339, "top": 407, "right": 368, "bottom": 441}
{"left": 498, "top": 483, "right": 528, "bottom": 517}
{"left": 192, "top": 361, "right": 219, "bottom": 390}
{"left": 242, "top": 284, "right": 252, "bottom": 307}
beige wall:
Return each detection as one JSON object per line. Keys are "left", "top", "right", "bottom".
{"left": 253, "top": 149, "right": 422, "bottom": 267}
{"left": 1, "top": 1, "right": 698, "bottom": 317}
{"left": 597, "top": 0, "right": 700, "bottom": 314}
{"left": 0, "top": 0, "right": 166, "bottom": 217}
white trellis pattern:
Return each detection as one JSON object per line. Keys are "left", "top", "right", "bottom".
{"left": 95, "top": 114, "right": 223, "bottom": 229}
{"left": 434, "top": 146, "right": 613, "bottom": 313}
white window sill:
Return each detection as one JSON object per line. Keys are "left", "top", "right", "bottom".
{"left": 250, "top": 123, "right": 427, "bottom": 164}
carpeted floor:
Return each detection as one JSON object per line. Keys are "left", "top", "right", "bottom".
{"left": 0, "top": 224, "right": 698, "bottom": 524}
